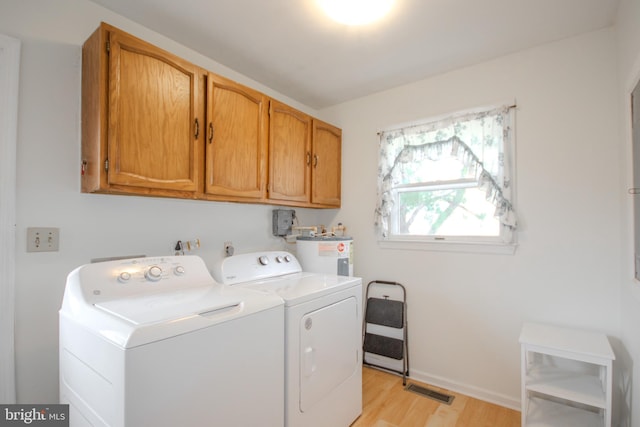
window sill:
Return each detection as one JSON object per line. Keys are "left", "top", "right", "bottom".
{"left": 378, "top": 239, "right": 517, "bottom": 255}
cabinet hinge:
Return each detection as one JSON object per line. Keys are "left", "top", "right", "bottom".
{"left": 106, "top": 41, "right": 110, "bottom": 54}
{"left": 104, "top": 159, "right": 109, "bottom": 171}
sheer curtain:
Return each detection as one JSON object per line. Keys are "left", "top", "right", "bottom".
{"left": 375, "top": 105, "right": 517, "bottom": 241}
{"left": 0, "top": 33, "right": 20, "bottom": 404}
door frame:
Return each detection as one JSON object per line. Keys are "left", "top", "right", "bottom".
{"left": 0, "top": 33, "right": 21, "bottom": 404}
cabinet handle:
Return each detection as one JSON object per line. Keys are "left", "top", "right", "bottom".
{"left": 313, "top": 154, "right": 319, "bottom": 167}
{"left": 306, "top": 152, "right": 311, "bottom": 165}
{"left": 194, "top": 118, "right": 199, "bottom": 139}
{"left": 208, "top": 123, "right": 214, "bottom": 144}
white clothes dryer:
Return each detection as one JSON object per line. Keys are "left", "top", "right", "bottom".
{"left": 59, "top": 255, "right": 284, "bottom": 427}
{"left": 214, "top": 251, "right": 363, "bottom": 427}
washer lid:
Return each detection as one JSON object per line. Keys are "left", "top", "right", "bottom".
{"left": 65, "top": 284, "right": 283, "bottom": 349}
{"left": 61, "top": 255, "right": 284, "bottom": 349}
{"left": 94, "top": 286, "right": 241, "bottom": 325}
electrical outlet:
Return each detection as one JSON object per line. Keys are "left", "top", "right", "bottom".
{"left": 224, "top": 241, "right": 234, "bottom": 257}
{"left": 27, "top": 227, "right": 59, "bottom": 252}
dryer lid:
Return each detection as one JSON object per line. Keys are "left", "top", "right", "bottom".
{"left": 239, "top": 273, "right": 361, "bottom": 306}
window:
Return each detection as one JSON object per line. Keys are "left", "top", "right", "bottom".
{"left": 375, "top": 105, "right": 517, "bottom": 250}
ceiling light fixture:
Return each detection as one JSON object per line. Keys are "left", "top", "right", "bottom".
{"left": 317, "top": 0, "right": 395, "bottom": 26}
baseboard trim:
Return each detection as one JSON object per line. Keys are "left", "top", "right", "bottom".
{"left": 406, "top": 368, "right": 520, "bottom": 411}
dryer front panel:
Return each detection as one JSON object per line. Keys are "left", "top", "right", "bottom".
{"left": 299, "top": 296, "right": 359, "bottom": 412}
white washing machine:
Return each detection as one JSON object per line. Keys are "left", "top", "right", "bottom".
{"left": 59, "top": 255, "right": 284, "bottom": 427}
{"left": 213, "top": 251, "right": 363, "bottom": 427}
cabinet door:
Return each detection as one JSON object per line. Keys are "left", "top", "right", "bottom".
{"left": 107, "top": 29, "right": 203, "bottom": 192}
{"left": 205, "top": 74, "right": 267, "bottom": 199}
{"left": 311, "top": 120, "right": 342, "bottom": 207}
{"left": 268, "top": 101, "right": 311, "bottom": 203}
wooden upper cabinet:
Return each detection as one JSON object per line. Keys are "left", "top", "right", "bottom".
{"left": 268, "top": 101, "right": 342, "bottom": 207}
{"left": 312, "top": 120, "right": 342, "bottom": 207}
{"left": 205, "top": 74, "right": 267, "bottom": 200}
{"left": 268, "top": 100, "right": 312, "bottom": 203}
{"left": 82, "top": 23, "right": 204, "bottom": 196}
{"left": 81, "top": 23, "right": 341, "bottom": 208}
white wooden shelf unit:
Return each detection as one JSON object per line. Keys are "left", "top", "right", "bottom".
{"left": 519, "top": 322, "right": 615, "bottom": 427}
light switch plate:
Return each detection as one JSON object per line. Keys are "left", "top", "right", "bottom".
{"left": 27, "top": 227, "right": 59, "bottom": 252}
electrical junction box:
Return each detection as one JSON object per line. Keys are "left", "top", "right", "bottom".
{"left": 272, "top": 209, "right": 295, "bottom": 237}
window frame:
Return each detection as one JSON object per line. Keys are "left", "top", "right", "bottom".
{"left": 376, "top": 103, "right": 517, "bottom": 254}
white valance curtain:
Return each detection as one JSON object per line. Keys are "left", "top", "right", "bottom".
{"left": 375, "top": 105, "right": 517, "bottom": 240}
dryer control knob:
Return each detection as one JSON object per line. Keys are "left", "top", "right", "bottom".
{"left": 258, "top": 256, "right": 269, "bottom": 266}
{"left": 284, "top": 255, "right": 292, "bottom": 263}
{"left": 118, "top": 271, "right": 131, "bottom": 283}
{"left": 275, "top": 256, "right": 283, "bottom": 263}
{"left": 145, "top": 265, "right": 163, "bottom": 281}
{"left": 174, "top": 265, "right": 185, "bottom": 276}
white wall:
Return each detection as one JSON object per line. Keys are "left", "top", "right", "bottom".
{"left": 1, "top": 0, "right": 632, "bottom": 419}
{"left": 616, "top": 0, "right": 640, "bottom": 425}
{"left": 0, "top": 0, "right": 339, "bottom": 403}
{"left": 321, "top": 28, "right": 623, "bottom": 409}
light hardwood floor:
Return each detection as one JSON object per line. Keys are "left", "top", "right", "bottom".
{"left": 352, "top": 367, "right": 520, "bottom": 427}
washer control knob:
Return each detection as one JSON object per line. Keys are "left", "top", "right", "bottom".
{"left": 118, "top": 271, "right": 131, "bottom": 283}
{"left": 275, "top": 256, "right": 284, "bottom": 263}
{"left": 145, "top": 265, "right": 163, "bottom": 281}
{"left": 258, "top": 256, "right": 269, "bottom": 266}
{"left": 284, "top": 255, "right": 292, "bottom": 263}
{"left": 174, "top": 265, "right": 185, "bottom": 276}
